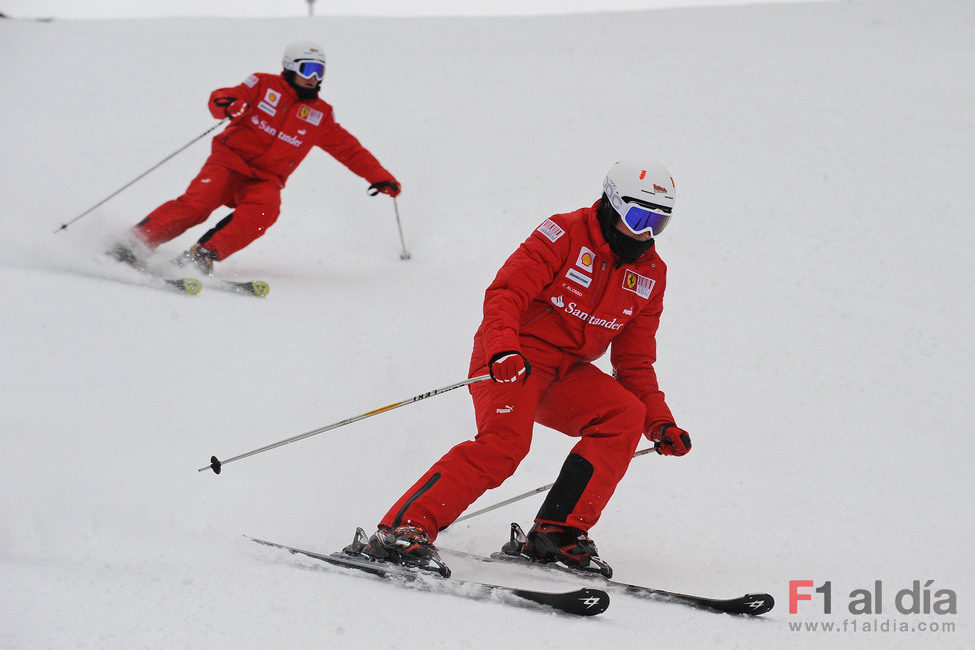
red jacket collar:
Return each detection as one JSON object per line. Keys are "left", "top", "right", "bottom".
{"left": 586, "top": 199, "right": 614, "bottom": 257}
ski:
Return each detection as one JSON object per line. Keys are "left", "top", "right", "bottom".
{"left": 249, "top": 536, "right": 610, "bottom": 617}
{"left": 106, "top": 245, "right": 270, "bottom": 296}
{"left": 596, "top": 577, "right": 773, "bottom": 615}
{"left": 106, "top": 246, "right": 202, "bottom": 295}
{"left": 206, "top": 278, "right": 270, "bottom": 298}
{"left": 438, "top": 524, "right": 773, "bottom": 616}
{"left": 164, "top": 277, "right": 203, "bottom": 295}
{"left": 168, "top": 249, "right": 269, "bottom": 297}
{"left": 480, "top": 552, "right": 774, "bottom": 615}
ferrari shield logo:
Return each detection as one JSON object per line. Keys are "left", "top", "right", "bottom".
{"left": 297, "top": 105, "right": 323, "bottom": 126}
{"left": 621, "top": 269, "right": 654, "bottom": 299}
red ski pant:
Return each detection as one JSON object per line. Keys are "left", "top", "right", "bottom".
{"left": 135, "top": 160, "right": 281, "bottom": 260}
{"left": 379, "top": 360, "right": 645, "bottom": 541}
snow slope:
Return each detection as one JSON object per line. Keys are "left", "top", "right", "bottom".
{"left": 1, "top": 0, "right": 830, "bottom": 20}
{"left": 1, "top": 1, "right": 972, "bottom": 647}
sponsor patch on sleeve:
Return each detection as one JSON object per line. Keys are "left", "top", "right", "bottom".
{"left": 621, "top": 269, "right": 655, "bottom": 299}
{"left": 565, "top": 267, "right": 592, "bottom": 288}
{"left": 244, "top": 74, "right": 258, "bottom": 87}
{"left": 537, "top": 218, "right": 565, "bottom": 243}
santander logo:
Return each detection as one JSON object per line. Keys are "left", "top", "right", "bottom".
{"left": 562, "top": 300, "right": 624, "bottom": 331}
{"left": 551, "top": 295, "right": 624, "bottom": 330}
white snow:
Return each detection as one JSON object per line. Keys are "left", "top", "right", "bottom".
{"left": 2, "top": 0, "right": 830, "bottom": 20}
{"left": 1, "top": 1, "right": 972, "bottom": 648}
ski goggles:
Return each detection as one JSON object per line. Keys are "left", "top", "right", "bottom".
{"left": 604, "top": 178, "right": 672, "bottom": 236}
{"left": 618, "top": 202, "right": 671, "bottom": 236}
{"left": 294, "top": 60, "right": 325, "bottom": 80}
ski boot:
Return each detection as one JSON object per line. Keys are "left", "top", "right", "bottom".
{"left": 173, "top": 243, "right": 217, "bottom": 276}
{"left": 501, "top": 522, "right": 613, "bottom": 578}
{"left": 107, "top": 242, "right": 145, "bottom": 271}
{"left": 343, "top": 525, "right": 451, "bottom": 577}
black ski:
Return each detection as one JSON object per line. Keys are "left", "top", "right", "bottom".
{"left": 249, "top": 536, "right": 609, "bottom": 617}
{"left": 492, "top": 549, "right": 773, "bottom": 615}
{"left": 447, "top": 547, "right": 772, "bottom": 615}
{"left": 598, "top": 577, "right": 773, "bottom": 615}
{"left": 159, "top": 276, "right": 202, "bottom": 294}
{"left": 439, "top": 524, "right": 773, "bottom": 616}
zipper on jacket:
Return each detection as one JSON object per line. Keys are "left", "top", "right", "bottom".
{"left": 590, "top": 260, "right": 610, "bottom": 301}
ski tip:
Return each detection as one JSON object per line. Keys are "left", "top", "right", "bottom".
{"left": 167, "top": 278, "right": 202, "bottom": 294}
{"left": 182, "top": 279, "right": 203, "bottom": 295}
{"left": 224, "top": 280, "right": 270, "bottom": 297}
{"left": 740, "top": 593, "right": 775, "bottom": 615}
{"left": 513, "top": 586, "right": 610, "bottom": 617}
{"left": 251, "top": 281, "right": 270, "bottom": 298}
{"left": 576, "top": 588, "right": 611, "bottom": 616}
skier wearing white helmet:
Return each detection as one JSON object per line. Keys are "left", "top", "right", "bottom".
{"left": 344, "top": 160, "right": 691, "bottom": 579}
{"left": 111, "top": 41, "right": 400, "bottom": 274}
{"left": 281, "top": 41, "right": 327, "bottom": 99}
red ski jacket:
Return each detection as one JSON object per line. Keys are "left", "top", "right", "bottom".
{"left": 205, "top": 73, "right": 393, "bottom": 188}
{"left": 473, "top": 201, "right": 675, "bottom": 431}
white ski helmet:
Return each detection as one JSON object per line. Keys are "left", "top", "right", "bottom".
{"left": 602, "top": 159, "right": 677, "bottom": 236}
{"left": 282, "top": 41, "right": 326, "bottom": 79}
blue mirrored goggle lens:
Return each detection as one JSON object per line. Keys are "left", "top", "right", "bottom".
{"left": 296, "top": 60, "right": 325, "bottom": 79}
{"left": 621, "top": 204, "right": 671, "bottom": 235}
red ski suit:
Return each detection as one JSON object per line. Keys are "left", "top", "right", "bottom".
{"left": 135, "top": 73, "right": 395, "bottom": 259}
{"left": 381, "top": 201, "right": 675, "bottom": 538}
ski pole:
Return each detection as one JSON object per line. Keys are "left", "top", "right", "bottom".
{"left": 200, "top": 374, "right": 491, "bottom": 475}
{"left": 452, "top": 445, "right": 660, "bottom": 524}
{"left": 53, "top": 118, "right": 229, "bottom": 234}
{"left": 392, "top": 197, "right": 411, "bottom": 260}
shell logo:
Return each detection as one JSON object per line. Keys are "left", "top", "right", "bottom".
{"left": 264, "top": 89, "right": 282, "bottom": 107}
{"left": 575, "top": 246, "right": 595, "bottom": 271}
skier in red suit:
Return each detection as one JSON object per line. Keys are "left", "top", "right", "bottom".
{"left": 114, "top": 42, "right": 400, "bottom": 274}
{"left": 351, "top": 160, "right": 692, "bottom": 577}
